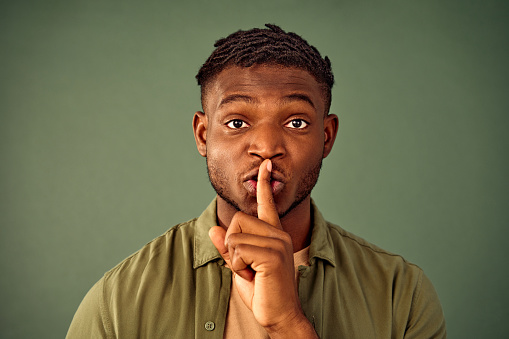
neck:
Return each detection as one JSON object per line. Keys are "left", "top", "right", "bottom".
{"left": 216, "top": 196, "right": 313, "bottom": 252}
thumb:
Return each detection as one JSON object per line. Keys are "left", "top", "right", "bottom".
{"left": 209, "top": 226, "right": 254, "bottom": 281}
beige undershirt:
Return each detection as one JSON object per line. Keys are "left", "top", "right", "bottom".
{"left": 223, "top": 247, "right": 311, "bottom": 338}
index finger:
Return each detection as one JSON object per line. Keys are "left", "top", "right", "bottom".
{"left": 257, "top": 159, "right": 282, "bottom": 229}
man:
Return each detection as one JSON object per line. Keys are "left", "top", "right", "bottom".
{"left": 67, "top": 24, "right": 446, "bottom": 338}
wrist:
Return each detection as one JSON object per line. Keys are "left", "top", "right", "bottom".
{"left": 265, "top": 311, "right": 318, "bottom": 339}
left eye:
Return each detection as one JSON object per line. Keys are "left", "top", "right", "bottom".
{"left": 285, "top": 119, "right": 308, "bottom": 129}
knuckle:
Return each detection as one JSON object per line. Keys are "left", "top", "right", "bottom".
{"left": 280, "top": 232, "right": 292, "bottom": 244}
{"left": 270, "top": 248, "right": 286, "bottom": 262}
{"left": 225, "top": 233, "right": 236, "bottom": 247}
{"left": 231, "top": 256, "right": 244, "bottom": 271}
{"left": 234, "top": 243, "right": 243, "bottom": 254}
{"left": 274, "top": 239, "right": 288, "bottom": 253}
{"left": 231, "top": 211, "right": 242, "bottom": 225}
{"left": 233, "top": 243, "right": 249, "bottom": 259}
{"left": 230, "top": 212, "right": 247, "bottom": 233}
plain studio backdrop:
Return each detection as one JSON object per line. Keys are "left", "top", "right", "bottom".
{"left": 1, "top": 1, "right": 508, "bottom": 338}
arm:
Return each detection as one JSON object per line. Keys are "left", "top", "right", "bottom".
{"left": 404, "top": 272, "right": 447, "bottom": 339}
{"left": 66, "top": 279, "right": 111, "bottom": 339}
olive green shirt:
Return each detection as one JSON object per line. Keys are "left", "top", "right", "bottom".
{"left": 67, "top": 199, "right": 446, "bottom": 338}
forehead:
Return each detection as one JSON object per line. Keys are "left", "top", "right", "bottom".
{"left": 203, "top": 65, "right": 325, "bottom": 113}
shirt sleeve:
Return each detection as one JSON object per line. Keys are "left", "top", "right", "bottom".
{"left": 66, "top": 278, "right": 112, "bottom": 339}
{"left": 404, "top": 271, "right": 447, "bottom": 339}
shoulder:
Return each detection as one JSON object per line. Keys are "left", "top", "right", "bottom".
{"left": 104, "top": 217, "right": 199, "bottom": 284}
{"left": 324, "top": 222, "right": 446, "bottom": 336}
{"left": 310, "top": 201, "right": 421, "bottom": 278}
{"left": 325, "top": 221, "right": 424, "bottom": 285}
{"left": 89, "top": 218, "right": 203, "bottom": 336}
{"left": 328, "top": 222, "right": 418, "bottom": 263}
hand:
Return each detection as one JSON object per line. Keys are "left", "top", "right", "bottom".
{"left": 209, "top": 159, "right": 317, "bottom": 338}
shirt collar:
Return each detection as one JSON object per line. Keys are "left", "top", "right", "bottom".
{"left": 308, "top": 199, "right": 336, "bottom": 267}
{"left": 193, "top": 198, "right": 223, "bottom": 268}
{"left": 193, "top": 197, "right": 336, "bottom": 268}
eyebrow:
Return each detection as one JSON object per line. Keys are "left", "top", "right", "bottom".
{"left": 280, "top": 93, "right": 315, "bottom": 109}
{"left": 218, "top": 94, "right": 257, "bottom": 108}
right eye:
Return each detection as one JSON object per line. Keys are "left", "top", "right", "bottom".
{"left": 226, "top": 119, "right": 249, "bottom": 129}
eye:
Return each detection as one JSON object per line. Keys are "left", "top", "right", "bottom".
{"left": 285, "top": 119, "right": 308, "bottom": 129}
{"left": 226, "top": 119, "right": 249, "bottom": 129}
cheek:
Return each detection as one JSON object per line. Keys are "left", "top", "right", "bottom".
{"left": 207, "top": 130, "right": 245, "bottom": 160}
{"left": 289, "top": 141, "right": 323, "bottom": 172}
{"left": 206, "top": 140, "right": 238, "bottom": 169}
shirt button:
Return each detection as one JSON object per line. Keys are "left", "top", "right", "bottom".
{"left": 204, "top": 321, "right": 215, "bottom": 331}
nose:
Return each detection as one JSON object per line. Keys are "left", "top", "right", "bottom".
{"left": 247, "top": 124, "right": 285, "bottom": 160}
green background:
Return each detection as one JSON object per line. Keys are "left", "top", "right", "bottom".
{"left": 1, "top": 0, "right": 508, "bottom": 338}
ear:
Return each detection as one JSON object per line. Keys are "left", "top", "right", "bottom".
{"left": 193, "top": 111, "right": 208, "bottom": 157}
{"left": 322, "top": 113, "right": 339, "bottom": 158}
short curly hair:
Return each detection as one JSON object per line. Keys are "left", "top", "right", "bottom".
{"left": 196, "top": 24, "right": 334, "bottom": 114}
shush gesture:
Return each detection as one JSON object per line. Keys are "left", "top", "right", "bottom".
{"left": 209, "top": 159, "right": 318, "bottom": 338}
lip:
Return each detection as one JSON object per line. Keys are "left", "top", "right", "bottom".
{"left": 242, "top": 168, "right": 286, "bottom": 197}
{"left": 242, "top": 167, "right": 285, "bottom": 182}
{"left": 243, "top": 179, "right": 285, "bottom": 196}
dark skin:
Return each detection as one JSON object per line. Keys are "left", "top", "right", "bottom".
{"left": 193, "top": 65, "right": 338, "bottom": 338}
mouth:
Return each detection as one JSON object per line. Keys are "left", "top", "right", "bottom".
{"left": 242, "top": 170, "right": 285, "bottom": 197}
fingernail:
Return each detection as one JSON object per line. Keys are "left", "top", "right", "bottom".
{"left": 267, "top": 160, "right": 272, "bottom": 173}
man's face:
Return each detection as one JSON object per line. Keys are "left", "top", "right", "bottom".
{"left": 194, "top": 65, "right": 337, "bottom": 218}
